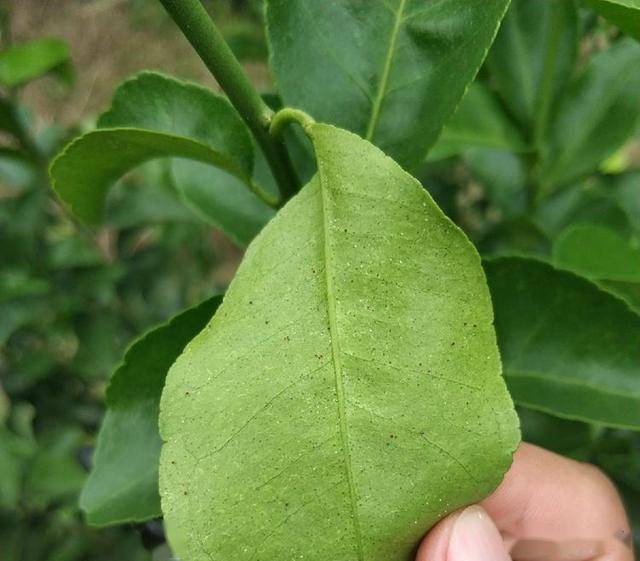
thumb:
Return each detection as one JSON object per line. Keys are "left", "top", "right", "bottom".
{"left": 416, "top": 506, "right": 511, "bottom": 561}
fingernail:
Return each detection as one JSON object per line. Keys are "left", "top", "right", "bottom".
{"left": 447, "top": 506, "right": 511, "bottom": 561}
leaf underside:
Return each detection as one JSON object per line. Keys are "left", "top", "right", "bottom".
{"left": 159, "top": 124, "right": 519, "bottom": 561}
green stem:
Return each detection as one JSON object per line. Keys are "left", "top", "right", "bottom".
{"left": 269, "top": 108, "right": 315, "bottom": 138}
{"left": 158, "top": 0, "right": 299, "bottom": 201}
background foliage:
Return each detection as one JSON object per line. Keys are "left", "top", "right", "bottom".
{"left": 0, "top": 0, "right": 639, "bottom": 558}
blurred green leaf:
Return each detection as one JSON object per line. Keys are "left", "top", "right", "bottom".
{"left": 485, "top": 256, "right": 640, "bottom": 429}
{"left": 0, "top": 38, "right": 70, "bottom": 88}
{"left": 539, "top": 38, "right": 640, "bottom": 189}
{"left": 81, "top": 295, "right": 221, "bottom": 526}
{"left": 0, "top": 98, "right": 28, "bottom": 142}
{"left": 47, "top": 237, "right": 104, "bottom": 270}
{"left": 0, "top": 428, "right": 34, "bottom": 509}
{"left": 0, "top": 385, "right": 8, "bottom": 425}
{"left": 266, "top": 0, "right": 511, "bottom": 169}
{"left": 553, "top": 224, "right": 640, "bottom": 282}
{"left": 588, "top": 0, "right": 640, "bottom": 40}
{"left": 429, "top": 83, "right": 527, "bottom": 160}
{"left": 23, "top": 427, "right": 86, "bottom": 509}
{"left": 0, "top": 404, "right": 37, "bottom": 510}
{"left": 172, "top": 159, "right": 274, "bottom": 246}
{"left": 593, "top": 430, "right": 640, "bottom": 491}
{"left": 488, "top": 0, "right": 579, "bottom": 142}
{"left": 0, "top": 298, "right": 49, "bottom": 345}
{"left": 71, "top": 312, "right": 125, "bottom": 380}
{"left": 612, "top": 171, "right": 640, "bottom": 232}
{"left": 0, "top": 152, "right": 36, "bottom": 196}
{"left": 465, "top": 148, "right": 528, "bottom": 218}
{"left": 480, "top": 220, "right": 552, "bottom": 258}
{"left": 105, "top": 163, "right": 198, "bottom": 229}
{"left": 0, "top": 270, "right": 49, "bottom": 302}
{"left": 535, "top": 180, "right": 634, "bottom": 238}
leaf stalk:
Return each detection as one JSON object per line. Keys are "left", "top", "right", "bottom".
{"left": 157, "top": 0, "right": 299, "bottom": 202}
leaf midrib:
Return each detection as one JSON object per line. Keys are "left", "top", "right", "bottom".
{"left": 317, "top": 173, "right": 365, "bottom": 559}
{"left": 365, "top": 0, "right": 408, "bottom": 142}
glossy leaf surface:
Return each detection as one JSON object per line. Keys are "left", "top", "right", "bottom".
{"left": 160, "top": 124, "right": 519, "bottom": 561}
{"left": 99, "top": 72, "right": 274, "bottom": 244}
{"left": 51, "top": 72, "right": 273, "bottom": 244}
{"left": 0, "top": 38, "right": 70, "bottom": 87}
{"left": 266, "top": 0, "right": 510, "bottom": 169}
{"left": 486, "top": 257, "right": 640, "bottom": 429}
{"left": 429, "top": 83, "right": 526, "bottom": 161}
{"left": 488, "top": 0, "right": 579, "bottom": 141}
{"left": 80, "top": 296, "right": 221, "bottom": 526}
{"left": 553, "top": 224, "right": 640, "bottom": 283}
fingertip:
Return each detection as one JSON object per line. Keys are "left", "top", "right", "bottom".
{"left": 481, "top": 442, "right": 631, "bottom": 548}
{"left": 415, "top": 510, "right": 459, "bottom": 561}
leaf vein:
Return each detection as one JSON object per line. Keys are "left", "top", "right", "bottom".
{"left": 366, "top": 0, "right": 408, "bottom": 141}
{"left": 318, "top": 171, "right": 365, "bottom": 560}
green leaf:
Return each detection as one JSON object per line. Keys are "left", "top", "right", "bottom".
{"left": 588, "top": 0, "right": 640, "bottom": 41}
{"left": 0, "top": 426, "right": 36, "bottom": 509}
{"left": 553, "top": 224, "right": 640, "bottom": 283}
{"left": 534, "top": 180, "right": 633, "bottom": 238}
{"left": 485, "top": 256, "right": 640, "bottom": 429}
{"left": 551, "top": 222, "right": 640, "bottom": 312}
{"left": 266, "top": 0, "right": 510, "bottom": 169}
{"left": 0, "top": 98, "right": 28, "bottom": 141}
{"left": 593, "top": 430, "right": 640, "bottom": 492}
{"left": 50, "top": 72, "right": 274, "bottom": 243}
{"left": 613, "top": 171, "right": 640, "bottom": 232}
{"left": 428, "top": 82, "right": 527, "bottom": 161}
{"left": 24, "top": 427, "right": 87, "bottom": 509}
{"left": 487, "top": 0, "right": 579, "bottom": 142}
{"left": 159, "top": 124, "right": 519, "bottom": 560}
{"left": 80, "top": 295, "right": 221, "bottom": 526}
{"left": 171, "top": 160, "right": 274, "bottom": 246}
{"left": 464, "top": 148, "right": 528, "bottom": 218}
{"left": 479, "top": 219, "right": 552, "bottom": 259}
{"left": 517, "top": 408, "right": 595, "bottom": 460}
{"left": 0, "top": 38, "right": 70, "bottom": 88}
{"left": 99, "top": 72, "right": 275, "bottom": 245}
{"left": 601, "top": 281, "right": 640, "bottom": 314}
{"left": 51, "top": 128, "right": 248, "bottom": 225}
{"left": 539, "top": 38, "right": 640, "bottom": 189}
